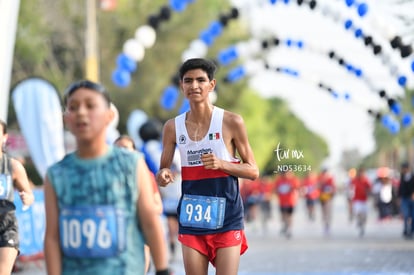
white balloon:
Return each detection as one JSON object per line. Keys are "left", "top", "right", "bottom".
{"left": 303, "top": 73, "right": 319, "bottom": 85}
{"left": 244, "top": 59, "right": 264, "bottom": 76}
{"left": 107, "top": 128, "right": 120, "bottom": 145}
{"left": 228, "top": 0, "right": 249, "bottom": 9}
{"left": 127, "top": 109, "right": 148, "bottom": 150}
{"left": 235, "top": 42, "right": 250, "bottom": 58}
{"left": 189, "top": 39, "right": 208, "bottom": 57}
{"left": 181, "top": 49, "right": 200, "bottom": 62}
{"left": 106, "top": 103, "right": 120, "bottom": 144}
{"left": 247, "top": 39, "right": 262, "bottom": 56}
{"left": 135, "top": 25, "right": 157, "bottom": 48}
{"left": 320, "top": 4, "right": 330, "bottom": 16}
{"left": 123, "top": 38, "right": 145, "bottom": 61}
{"left": 109, "top": 103, "right": 119, "bottom": 129}
{"left": 209, "top": 91, "right": 217, "bottom": 104}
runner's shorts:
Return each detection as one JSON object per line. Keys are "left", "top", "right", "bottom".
{"left": 0, "top": 211, "right": 19, "bottom": 250}
{"left": 179, "top": 230, "right": 248, "bottom": 266}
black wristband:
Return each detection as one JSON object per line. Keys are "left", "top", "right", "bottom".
{"left": 156, "top": 269, "right": 170, "bottom": 275}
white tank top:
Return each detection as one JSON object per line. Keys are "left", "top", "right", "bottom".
{"left": 175, "top": 106, "right": 239, "bottom": 167}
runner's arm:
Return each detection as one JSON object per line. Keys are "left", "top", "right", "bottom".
{"left": 136, "top": 157, "right": 169, "bottom": 272}
{"left": 11, "top": 158, "right": 34, "bottom": 206}
{"left": 156, "top": 119, "right": 177, "bottom": 187}
{"left": 44, "top": 176, "right": 62, "bottom": 275}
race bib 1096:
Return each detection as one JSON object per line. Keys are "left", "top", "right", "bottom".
{"left": 180, "top": 194, "right": 226, "bottom": 229}
{"left": 59, "top": 205, "right": 126, "bottom": 258}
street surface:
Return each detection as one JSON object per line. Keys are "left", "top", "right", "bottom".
{"left": 15, "top": 195, "right": 414, "bottom": 275}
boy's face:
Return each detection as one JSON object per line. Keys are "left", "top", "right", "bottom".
{"left": 180, "top": 69, "right": 216, "bottom": 101}
{"left": 63, "top": 87, "right": 113, "bottom": 141}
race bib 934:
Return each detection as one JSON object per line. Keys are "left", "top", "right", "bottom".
{"left": 180, "top": 194, "right": 226, "bottom": 230}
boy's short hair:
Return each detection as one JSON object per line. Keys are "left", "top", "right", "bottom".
{"left": 63, "top": 80, "right": 111, "bottom": 106}
{"left": 114, "top": 135, "right": 136, "bottom": 150}
{"left": 179, "top": 58, "right": 217, "bottom": 81}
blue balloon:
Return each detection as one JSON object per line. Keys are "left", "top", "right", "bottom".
{"left": 389, "top": 121, "right": 400, "bottom": 134}
{"left": 381, "top": 115, "right": 392, "bottom": 128}
{"left": 209, "top": 21, "right": 223, "bottom": 38}
{"left": 398, "top": 75, "right": 407, "bottom": 87}
{"left": 283, "top": 67, "right": 299, "bottom": 77}
{"left": 402, "top": 113, "right": 412, "bottom": 127}
{"left": 286, "top": 39, "right": 293, "bottom": 47}
{"left": 217, "top": 52, "right": 230, "bottom": 65}
{"left": 227, "top": 66, "right": 246, "bottom": 82}
{"left": 160, "top": 85, "right": 179, "bottom": 110}
{"left": 345, "top": 0, "right": 355, "bottom": 7}
{"left": 390, "top": 102, "right": 402, "bottom": 116}
{"left": 357, "top": 3, "right": 368, "bottom": 17}
{"left": 116, "top": 53, "right": 137, "bottom": 73}
{"left": 200, "top": 30, "right": 214, "bottom": 46}
{"left": 344, "top": 19, "right": 353, "bottom": 30}
{"left": 179, "top": 98, "right": 190, "bottom": 114}
{"left": 354, "top": 28, "right": 363, "bottom": 38}
{"left": 217, "top": 46, "right": 238, "bottom": 66}
{"left": 112, "top": 68, "right": 131, "bottom": 87}
{"left": 283, "top": 0, "right": 289, "bottom": 4}
{"left": 346, "top": 64, "right": 354, "bottom": 72}
{"left": 169, "top": 0, "right": 187, "bottom": 12}
{"left": 297, "top": 40, "right": 304, "bottom": 49}
{"left": 354, "top": 68, "right": 362, "bottom": 77}
{"left": 332, "top": 91, "right": 339, "bottom": 99}
{"left": 344, "top": 93, "right": 351, "bottom": 101}
{"left": 269, "top": 0, "right": 277, "bottom": 4}
{"left": 411, "top": 60, "right": 414, "bottom": 72}
{"left": 291, "top": 70, "right": 299, "bottom": 77}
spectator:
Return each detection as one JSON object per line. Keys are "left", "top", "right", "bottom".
{"left": 274, "top": 171, "right": 300, "bottom": 238}
{"left": 350, "top": 166, "right": 372, "bottom": 237}
{"left": 398, "top": 162, "right": 414, "bottom": 239}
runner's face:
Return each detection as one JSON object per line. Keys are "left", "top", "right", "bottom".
{"left": 181, "top": 69, "right": 215, "bottom": 101}
{"left": 64, "top": 87, "right": 112, "bottom": 141}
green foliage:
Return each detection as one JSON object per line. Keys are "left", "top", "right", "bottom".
{"left": 232, "top": 89, "right": 328, "bottom": 174}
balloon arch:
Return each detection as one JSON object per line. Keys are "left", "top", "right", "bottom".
{"left": 110, "top": 0, "right": 414, "bottom": 136}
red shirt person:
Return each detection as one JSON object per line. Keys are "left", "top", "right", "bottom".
{"left": 350, "top": 167, "right": 372, "bottom": 236}
{"left": 274, "top": 171, "right": 299, "bottom": 238}
{"left": 351, "top": 168, "right": 372, "bottom": 202}
{"left": 301, "top": 171, "right": 320, "bottom": 221}
{"left": 275, "top": 171, "right": 299, "bottom": 207}
{"left": 317, "top": 168, "right": 336, "bottom": 235}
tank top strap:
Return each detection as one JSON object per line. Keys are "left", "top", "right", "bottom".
{"left": 0, "top": 155, "right": 12, "bottom": 175}
{"left": 175, "top": 112, "right": 188, "bottom": 143}
{"left": 209, "top": 106, "right": 224, "bottom": 134}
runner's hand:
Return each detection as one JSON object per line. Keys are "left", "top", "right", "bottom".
{"left": 19, "top": 191, "right": 34, "bottom": 206}
{"left": 156, "top": 168, "right": 175, "bottom": 187}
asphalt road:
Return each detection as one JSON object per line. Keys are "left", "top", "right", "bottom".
{"left": 15, "top": 195, "right": 414, "bottom": 275}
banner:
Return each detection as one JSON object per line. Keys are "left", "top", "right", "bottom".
{"left": 0, "top": 0, "right": 21, "bottom": 121}
{"left": 12, "top": 77, "right": 65, "bottom": 179}
{"left": 14, "top": 189, "right": 45, "bottom": 256}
